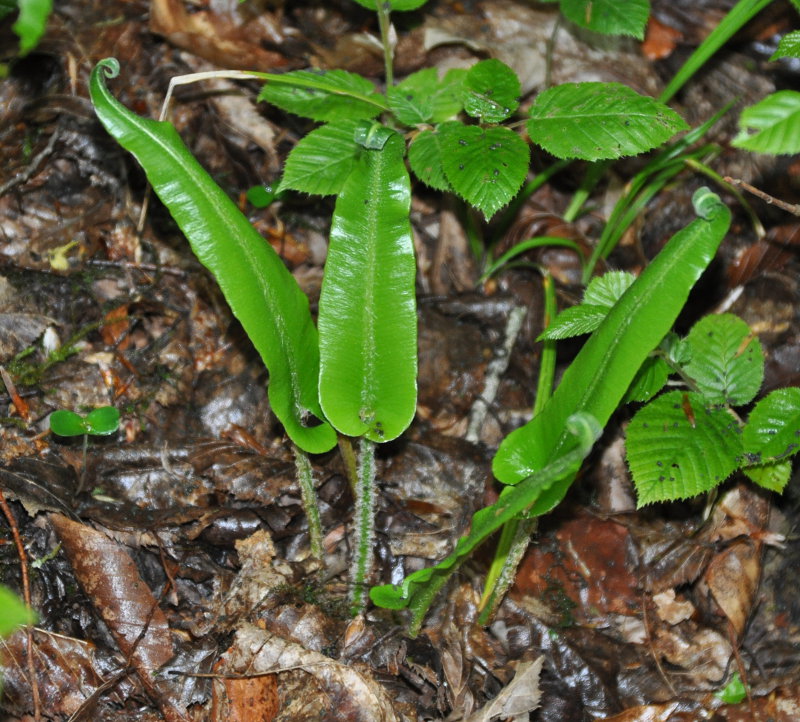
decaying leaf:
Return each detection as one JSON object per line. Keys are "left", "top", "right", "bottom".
{"left": 462, "top": 657, "right": 543, "bottom": 722}
{"left": 218, "top": 623, "right": 399, "bottom": 722}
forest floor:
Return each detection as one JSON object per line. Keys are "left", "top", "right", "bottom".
{"left": 1, "top": 0, "right": 800, "bottom": 720}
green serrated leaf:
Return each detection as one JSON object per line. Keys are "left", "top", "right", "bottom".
{"left": 408, "top": 129, "right": 452, "bottom": 192}
{"left": 623, "top": 356, "right": 671, "bottom": 403}
{"left": 742, "top": 460, "right": 792, "bottom": 493}
{"left": 527, "top": 82, "right": 688, "bottom": 161}
{"left": 732, "top": 90, "right": 800, "bottom": 155}
{"left": 318, "top": 131, "right": 417, "bottom": 443}
{"left": 258, "top": 69, "right": 385, "bottom": 123}
{"left": 439, "top": 122, "right": 528, "bottom": 219}
{"left": 584, "top": 270, "right": 636, "bottom": 306}
{"left": 50, "top": 409, "right": 89, "bottom": 437}
{"left": 539, "top": 271, "right": 636, "bottom": 341}
{"left": 538, "top": 304, "right": 608, "bottom": 341}
{"left": 350, "top": 0, "right": 428, "bottom": 9}
{"left": 683, "top": 314, "right": 763, "bottom": 406}
{"left": 388, "top": 68, "right": 438, "bottom": 125}
{"left": 771, "top": 30, "right": 800, "bottom": 60}
{"left": 560, "top": 0, "right": 650, "bottom": 39}
{"left": 0, "top": 586, "right": 35, "bottom": 638}
{"left": 13, "top": 0, "right": 51, "bottom": 54}
{"left": 627, "top": 391, "right": 743, "bottom": 506}
{"left": 430, "top": 68, "right": 467, "bottom": 122}
{"left": 742, "top": 387, "right": 800, "bottom": 461}
{"left": 279, "top": 120, "right": 361, "bottom": 195}
{"left": 91, "top": 59, "right": 336, "bottom": 454}
{"left": 84, "top": 406, "right": 120, "bottom": 435}
{"left": 462, "top": 59, "right": 520, "bottom": 123}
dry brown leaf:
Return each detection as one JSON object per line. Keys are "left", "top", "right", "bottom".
{"left": 462, "top": 657, "right": 543, "bottom": 722}
{"left": 150, "top": 0, "right": 289, "bottom": 71}
{"left": 219, "top": 623, "right": 399, "bottom": 722}
{"left": 703, "top": 539, "right": 761, "bottom": 637}
{"left": 49, "top": 514, "right": 183, "bottom": 719}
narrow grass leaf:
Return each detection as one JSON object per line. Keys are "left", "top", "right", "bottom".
{"left": 627, "top": 391, "right": 743, "bottom": 506}
{"left": 527, "top": 82, "right": 687, "bottom": 161}
{"left": 91, "top": 59, "right": 336, "bottom": 454}
{"left": 318, "top": 131, "right": 417, "bottom": 443}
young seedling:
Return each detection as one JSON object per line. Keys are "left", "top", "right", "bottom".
{"left": 50, "top": 406, "right": 120, "bottom": 492}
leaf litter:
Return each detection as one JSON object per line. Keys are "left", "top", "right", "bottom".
{"left": 1, "top": 0, "right": 800, "bottom": 719}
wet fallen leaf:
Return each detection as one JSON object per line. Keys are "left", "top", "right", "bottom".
{"left": 48, "top": 514, "right": 183, "bottom": 719}
{"left": 462, "top": 657, "right": 543, "bottom": 722}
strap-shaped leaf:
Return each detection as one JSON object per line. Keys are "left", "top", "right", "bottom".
{"left": 560, "top": 0, "right": 650, "bottom": 39}
{"left": 318, "top": 131, "right": 417, "bottom": 443}
{"left": 350, "top": 0, "right": 428, "bottom": 9}
{"left": 527, "top": 82, "right": 688, "bottom": 161}
{"left": 90, "top": 59, "right": 336, "bottom": 454}
{"left": 627, "top": 391, "right": 743, "bottom": 506}
{"left": 493, "top": 189, "right": 731, "bottom": 514}
{"left": 370, "top": 412, "right": 601, "bottom": 633}
{"left": 732, "top": 90, "right": 800, "bottom": 155}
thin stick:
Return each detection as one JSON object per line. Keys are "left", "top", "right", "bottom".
{"left": 723, "top": 176, "right": 800, "bottom": 217}
{"left": 0, "top": 488, "right": 41, "bottom": 720}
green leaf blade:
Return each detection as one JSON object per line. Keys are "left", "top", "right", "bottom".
{"left": 742, "top": 387, "right": 800, "bottom": 461}
{"left": 279, "top": 120, "right": 361, "bottom": 195}
{"left": 560, "top": 0, "right": 650, "bottom": 39}
{"left": 771, "top": 31, "right": 800, "bottom": 60}
{"left": 439, "top": 123, "right": 529, "bottom": 219}
{"left": 683, "top": 314, "right": 763, "bottom": 406}
{"left": 0, "top": 586, "right": 35, "bottom": 638}
{"left": 462, "top": 59, "right": 520, "bottom": 123}
{"left": 350, "top": 0, "right": 428, "bottom": 9}
{"left": 50, "top": 409, "right": 89, "bottom": 437}
{"left": 387, "top": 68, "right": 438, "bottom": 125}
{"left": 12, "top": 0, "right": 51, "bottom": 54}
{"left": 408, "top": 129, "right": 452, "bottom": 191}
{"left": 743, "top": 460, "right": 792, "bottom": 493}
{"left": 84, "top": 406, "right": 121, "bottom": 436}
{"left": 732, "top": 90, "right": 800, "bottom": 155}
{"left": 369, "top": 412, "right": 601, "bottom": 630}
{"left": 493, "top": 189, "right": 731, "bottom": 515}
{"left": 526, "top": 82, "right": 688, "bottom": 161}
{"left": 318, "top": 132, "right": 417, "bottom": 443}
{"left": 90, "top": 59, "right": 336, "bottom": 454}
{"left": 626, "top": 391, "right": 743, "bottom": 506}
{"left": 258, "top": 69, "right": 384, "bottom": 123}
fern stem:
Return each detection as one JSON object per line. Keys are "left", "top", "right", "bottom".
{"left": 293, "top": 444, "right": 324, "bottom": 559}
{"left": 349, "top": 437, "right": 377, "bottom": 615}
